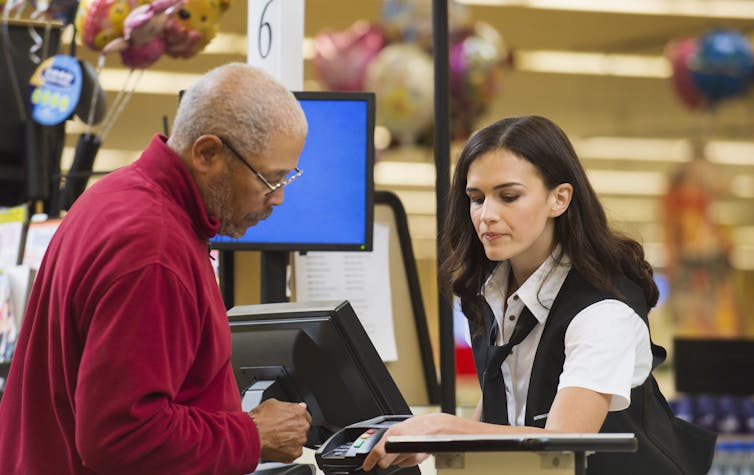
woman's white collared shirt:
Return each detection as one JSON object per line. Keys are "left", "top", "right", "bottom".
{"left": 480, "top": 253, "right": 652, "bottom": 426}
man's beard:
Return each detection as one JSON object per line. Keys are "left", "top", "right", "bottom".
{"left": 206, "top": 170, "right": 272, "bottom": 238}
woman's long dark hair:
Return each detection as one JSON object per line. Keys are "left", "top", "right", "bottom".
{"left": 439, "top": 116, "right": 659, "bottom": 327}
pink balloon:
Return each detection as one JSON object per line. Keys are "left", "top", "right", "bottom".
{"left": 449, "top": 23, "right": 506, "bottom": 140}
{"left": 313, "top": 21, "right": 384, "bottom": 91}
{"left": 666, "top": 38, "right": 706, "bottom": 110}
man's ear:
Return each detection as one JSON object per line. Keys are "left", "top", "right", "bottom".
{"left": 550, "top": 183, "right": 573, "bottom": 218}
{"left": 190, "top": 135, "right": 224, "bottom": 174}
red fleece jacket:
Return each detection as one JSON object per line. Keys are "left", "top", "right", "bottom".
{"left": 0, "top": 135, "right": 260, "bottom": 475}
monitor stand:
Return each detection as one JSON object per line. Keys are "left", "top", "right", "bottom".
{"left": 261, "top": 250, "right": 289, "bottom": 303}
{"left": 217, "top": 250, "right": 289, "bottom": 308}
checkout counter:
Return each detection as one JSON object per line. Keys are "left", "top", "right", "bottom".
{"left": 385, "top": 432, "right": 637, "bottom": 475}
{"left": 296, "top": 412, "right": 636, "bottom": 475}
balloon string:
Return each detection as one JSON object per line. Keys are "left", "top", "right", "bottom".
{"left": 100, "top": 69, "right": 143, "bottom": 142}
{"left": 86, "top": 54, "right": 106, "bottom": 133}
{"left": 97, "top": 67, "right": 132, "bottom": 135}
{"left": 26, "top": 22, "right": 43, "bottom": 64}
{"left": 13, "top": 0, "right": 25, "bottom": 19}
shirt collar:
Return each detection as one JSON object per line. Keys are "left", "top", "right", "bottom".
{"left": 482, "top": 248, "right": 571, "bottom": 324}
{"left": 134, "top": 134, "right": 221, "bottom": 240}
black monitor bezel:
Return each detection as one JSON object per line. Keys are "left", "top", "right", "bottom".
{"left": 673, "top": 337, "right": 754, "bottom": 395}
{"left": 227, "top": 300, "right": 411, "bottom": 445}
{"left": 210, "top": 91, "right": 375, "bottom": 252}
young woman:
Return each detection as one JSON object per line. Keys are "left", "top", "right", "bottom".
{"left": 363, "top": 116, "right": 715, "bottom": 474}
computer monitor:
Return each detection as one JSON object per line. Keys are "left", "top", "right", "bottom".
{"left": 674, "top": 337, "right": 754, "bottom": 395}
{"left": 211, "top": 91, "right": 375, "bottom": 252}
{"left": 227, "top": 300, "right": 411, "bottom": 447}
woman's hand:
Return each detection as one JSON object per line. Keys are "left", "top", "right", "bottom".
{"left": 361, "top": 387, "right": 610, "bottom": 472}
{"left": 361, "top": 413, "right": 454, "bottom": 471}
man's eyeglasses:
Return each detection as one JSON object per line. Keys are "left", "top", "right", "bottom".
{"left": 218, "top": 136, "right": 303, "bottom": 194}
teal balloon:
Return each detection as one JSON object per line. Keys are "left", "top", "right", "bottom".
{"left": 689, "top": 29, "right": 754, "bottom": 103}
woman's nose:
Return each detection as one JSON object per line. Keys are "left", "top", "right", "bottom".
{"left": 480, "top": 200, "right": 499, "bottom": 223}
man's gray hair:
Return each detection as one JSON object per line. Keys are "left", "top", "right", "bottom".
{"left": 168, "top": 63, "right": 307, "bottom": 159}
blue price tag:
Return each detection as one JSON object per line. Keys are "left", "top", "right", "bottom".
{"left": 29, "top": 54, "right": 83, "bottom": 126}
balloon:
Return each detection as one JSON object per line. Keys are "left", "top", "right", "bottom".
{"left": 365, "top": 43, "right": 434, "bottom": 145}
{"left": 449, "top": 22, "right": 506, "bottom": 140}
{"left": 688, "top": 29, "right": 754, "bottom": 103}
{"left": 665, "top": 38, "right": 706, "bottom": 110}
{"left": 102, "top": 0, "right": 183, "bottom": 69}
{"left": 312, "top": 21, "right": 384, "bottom": 91}
{"left": 163, "top": 0, "right": 231, "bottom": 59}
{"left": 381, "top": 0, "right": 473, "bottom": 50}
{"left": 0, "top": 0, "right": 19, "bottom": 15}
{"left": 75, "top": 0, "right": 229, "bottom": 66}
{"left": 75, "top": 0, "right": 135, "bottom": 53}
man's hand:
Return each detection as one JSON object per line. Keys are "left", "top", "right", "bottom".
{"left": 250, "top": 398, "right": 312, "bottom": 463}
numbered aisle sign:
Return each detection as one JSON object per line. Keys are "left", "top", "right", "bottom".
{"left": 247, "top": 0, "right": 305, "bottom": 91}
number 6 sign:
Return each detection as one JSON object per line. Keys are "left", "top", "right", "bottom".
{"left": 247, "top": 0, "right": 304, "bottom": 91}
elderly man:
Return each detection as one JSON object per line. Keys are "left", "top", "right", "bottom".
{"left": 0, "top": 63, "right": 311, "bottom": 475}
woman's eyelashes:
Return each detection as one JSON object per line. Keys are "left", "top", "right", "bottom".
{"left": 467, "top": 193, "right": 520, "bottom": 206}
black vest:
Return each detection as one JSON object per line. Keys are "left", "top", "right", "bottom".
{"left": 469, "top": 269, "right": 716, "bottom": 474}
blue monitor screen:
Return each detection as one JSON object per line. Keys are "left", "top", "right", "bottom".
{"left": 211, "top": 91, "right": 374, "bottom": 251}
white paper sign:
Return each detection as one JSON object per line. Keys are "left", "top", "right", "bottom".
{"left": 294, "top": 223, "right": 398, "bottom": 361}
{"left": 4, "top": 265, "right": 35, "bottom": 330}
{"left": 0, "top": 222, "right": 23, "bottom": 269}
{"left": 247, "top": 0, "right": 304, "bottom": 91}
{"left": 0, "top": 205, "right": 27, "bottom": 268}
{"left": 22, "top": 218, "right": 62, "bottom": 271}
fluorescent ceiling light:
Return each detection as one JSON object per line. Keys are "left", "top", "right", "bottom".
{"left": 515, "top": 50, "right": 670, "bottom": 78}
{"left": 575, "top": 136, "right": 754, "bottom": 166}
{"left": 391, "top": 190, "right": 437, "bottom": 215}
{"left": 375, "top": 161, "right": 436, "bottom": 187}
{"left": 705, "top": 142, "right": 754, "bottom": 165}
{"left": 202, "top": 32, "right": 248, "bottom": 55}
{"left": 96, "top": 49, "right": 665, "bottom": 94}
{"left": 302, "top": 37, "right": 316, "bottom": 60}
{"left": 374, "top": 126, "right": 392, "bottom": 150}
{"left": 574, "top": 137, "right": 690, "bottom": 162}
{"left": 641, "top": 242, "right": 666, "bottom": 268}
{"left": 96, "top": 69, "right": 202, "bottom": 95}
{"left": 600, "top": 197, "right": 659, "bottom": 223}
{"left": 587, "top": 170, "right": 667, "bottom": 195}
{"left": 60, "top": 146, "right": 137, "bottom": 172}
{"left": 456, "top": 0, "right": 754, "bottom": 19}
{"left": 301, "top": 34, "right": 669, "bottom": 78}
{"left": 731, "top": 245, "right": 754, "bottom": 271}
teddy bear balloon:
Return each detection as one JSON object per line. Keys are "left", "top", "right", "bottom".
{"left": 163, "top": 0, "right": 231, "bottom": 59}
{"left": 101, "top": 0, "right": 184, "bottom": 69}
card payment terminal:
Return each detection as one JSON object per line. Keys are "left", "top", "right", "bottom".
{"left": 315, "top": 415, "right": 418, "bottom": 475}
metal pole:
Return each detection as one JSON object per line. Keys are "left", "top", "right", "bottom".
{"left": 260, "top": 250, "right": 289, "bottom": 303}
{"left": 574, "top": 451, "right": 586, "bottom": 475}
{"left": 432, "top": 0, "right": 455, "bottom": 415}
{"left": 218, "top": 250, "right": 235, "bottom": 309}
